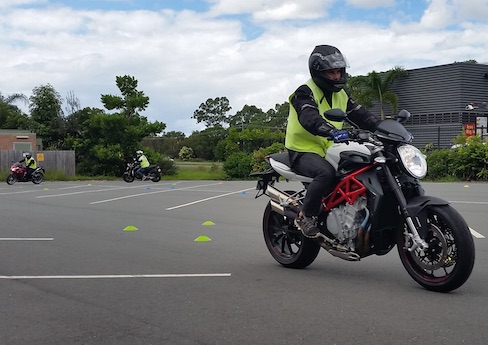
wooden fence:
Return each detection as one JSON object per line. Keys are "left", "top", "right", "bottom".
{"left": 0, "top": 150, "right": 76, "bottom": 176}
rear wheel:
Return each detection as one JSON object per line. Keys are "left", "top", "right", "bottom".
{"left": 32, "top": 172, "right": 44, "bottom": 184}
{"left": 6, "top": 175, "right": 16, "bottom": 185}
{"left": 263, "top": 200, "right": 320, "bottom": 269}
{"left": 152, "top": 173, "right": 161, "bottom": 182}
{"left": 397, "top": 205, "right": 475, "bottom": 292}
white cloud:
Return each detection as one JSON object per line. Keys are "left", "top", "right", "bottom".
{"left": 208, "top": 0, "right": 334, "bottom": 21}
{"left": 1, "top": 1, "right": 488, "bottom": 135}
{"left": 345, "top": 0, "right": 395, "bottom": 8}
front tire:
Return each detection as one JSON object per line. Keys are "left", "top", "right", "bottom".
{"left": 6, "top": 175, "right": 16, "bottom": 185}
{"left": 397, "top": 205, "right": 475, "bottom": 292}
{"left": 263, "top": 200, "right": 320, "bottom": 269}
{"left": 123, "top": 172, "right": 134, "bottom": 183}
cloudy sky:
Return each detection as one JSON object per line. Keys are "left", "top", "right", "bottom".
{"left": 1, "top": 0, "right": 487, "bottom": 135}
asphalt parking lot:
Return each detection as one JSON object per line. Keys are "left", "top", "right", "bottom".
{"left": 1, "top": 180, "right": 487, "bottom": 345}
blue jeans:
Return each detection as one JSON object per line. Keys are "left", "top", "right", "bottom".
{"left": 136, "top": 167, "right": 149, "bottom": 178}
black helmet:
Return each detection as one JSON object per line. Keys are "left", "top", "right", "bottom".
{"left": 308, "top": 45, "right": 349, "bottom": 92}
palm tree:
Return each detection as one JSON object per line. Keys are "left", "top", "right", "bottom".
{"left": 347, "top": 67, "right": 408, "bottom": 119}
{"left": 0, "top": 92, "right": 30, "bottom": 129}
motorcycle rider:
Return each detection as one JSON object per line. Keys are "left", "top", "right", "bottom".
{"left": 285, "top": 44, "right": 381, "bottom": 238}
{"left": 134, "top": 150, "right": 150, "bottom": 180}
{"left": 18, "top": 152, "right": 37, "bottom": 181}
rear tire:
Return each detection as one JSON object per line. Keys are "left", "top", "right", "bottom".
{"left": 397, "top": 205, "right": 475, "bottom": 292}
{"left": 152, "top": 173, "right": 161, "bottom": 182}
{"left": 263, "top": 200, "right": 320, "bottom": 269}
{"left": 32, "top": 172, "right": 44, "bottom": 184}
{"left": 6, "top": 175, "right": 16, "bottom": 185}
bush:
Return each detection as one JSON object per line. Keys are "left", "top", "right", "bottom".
{"left": 159, "top": 158, "right": 177, "bottom": 176}
{"left": 223, "top": 152, "right": 252, "bottom": 179}
{"left": 250, "top": 142, "right": 285, "bottom": 173}
{"left": 426, "top": 135, "right": 488, "bottom": 181}
{"left": 425, "top": 149, "right": 454, "bottom": 180}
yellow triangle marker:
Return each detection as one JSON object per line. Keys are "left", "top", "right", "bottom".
{"left": 202, "top": 221, "right": 215, "bottom": 226}
{"left": 194, "top": 236, "right": 211, "bottom": 242}
{"left": 43, "top": 188, "right": 49, "bottom": 190}
{"left": 464, "top": 185, "right": 469, "bottom": 188}
{"left": 123, "top": 225, "right": 138, "bottom": 231}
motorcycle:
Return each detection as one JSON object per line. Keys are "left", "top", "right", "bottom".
{"left": 122, "top": 159, "right": 162, "bottom": 183}
{"left": 6, "top": 162, "right": 45, "bottom": 185}
{"left": 251, "top": 109, "right": 475, "bottom": 292}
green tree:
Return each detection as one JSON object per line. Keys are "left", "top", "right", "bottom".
{"left": 0, "top": 92, "right": 30, "bottom": 129}
{"left": 192, "top": 97, "right": 231, "bottom": 127}
{"left": 101, "top": 75, "right": 150, "bottom": 118}
{"left": 184, "top": 126, "right": 227, "bottom": 161}
{"left": 142, "top": 131, "right": 186, "bottom": 159}
{"left": 265, "top": 102, "right": 289, "bottom": 131}
{"left": 29, "top": 84, "right": 66, "bottom": 149}
{"left": 65, "top": 76, "right": 165, "bottom": 175}
{"left": 347, "top": 67, "right": 408, "bottom": 119}
{"left": 228, "top": 105, "right": 266, "bottom": 129}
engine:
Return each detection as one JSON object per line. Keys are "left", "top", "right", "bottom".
{"left": 326, "top": 196, "right": 367, "bottom": 247}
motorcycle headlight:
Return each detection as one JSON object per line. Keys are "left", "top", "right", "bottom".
{"left": 397, "top": 144, "right": 427, "bottom": 179}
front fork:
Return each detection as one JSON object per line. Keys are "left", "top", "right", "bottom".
{"left": 381, "top": 163, "right": 429, "bottom": 252}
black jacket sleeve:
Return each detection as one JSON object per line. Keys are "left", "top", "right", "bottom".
{"left": 346, "top": 96, "right": 381, "bottom": 132}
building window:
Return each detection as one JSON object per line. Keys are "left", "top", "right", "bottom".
{"left": 13, "top": 142, "right": 32, "bottom": 151}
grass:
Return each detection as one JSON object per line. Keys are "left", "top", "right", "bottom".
{"left": 0, "top": 164, "right": 226, "bottom": 181}
{"left": 167, "top": 164, "right": 225, "bottom": 180}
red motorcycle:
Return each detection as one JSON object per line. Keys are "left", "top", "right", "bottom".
{"left": 6, "top": 162, "right": 45, "bottom": 185}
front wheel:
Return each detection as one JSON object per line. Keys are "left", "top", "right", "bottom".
{"left": 397, "top": 205, "right": 475, "bottom": 292}
{"left": 123, "top": 172, "right": 134, "bottom": 183}
{"left": 263, "top": 200, "right": 320, "bottom": 269}
{"left": 6, "top": 175, "right": 16, "bottom": 185}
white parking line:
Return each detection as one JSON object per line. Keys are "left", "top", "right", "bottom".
{"left": 36, "top": 184, "right": 164, "bottom": 198}
{"left": 166, "top": 187, "right": 255, "bottom": 210}
{"left": 0, "top": 273, "right": 231, "bottom": 280}
{"left": 0, "top": 238, "right": 54, "bottom": 241}
{"left": 89, "top": 182, "right": 224, "bottom": 204}
{"left": 450, "top": 200, "right": 488, "bottom": 205}
{"left": 470, "top": 227, "right": 485, "bottom": 238}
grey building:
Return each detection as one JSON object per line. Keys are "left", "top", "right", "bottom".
{"left": 368, "top": 62, "right": 488, "bottom": 149}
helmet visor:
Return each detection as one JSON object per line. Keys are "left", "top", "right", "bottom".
{"left": 311, "top": 51, "right": 349, "bottom": 71}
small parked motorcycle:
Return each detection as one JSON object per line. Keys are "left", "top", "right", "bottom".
{"left": 122, "top": 159, "right": 162, "bottom": 183}
{"left": 6, "top": 162, "right": 45, "bottom": 185}
{"left": 251, "top": 109, "right": 475, "bottom": 293}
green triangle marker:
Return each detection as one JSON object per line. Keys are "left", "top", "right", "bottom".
{"left": 194, "top": 236, "right": 211, "bottom": 242}
{"left": 43, "top": 188, "right": 49, "bottom": 190}
{"left": 202, "top": 221, "right": 215, "bottom": 226}
{"left": 123, "top": 225, "right": 138, "bottom": 231}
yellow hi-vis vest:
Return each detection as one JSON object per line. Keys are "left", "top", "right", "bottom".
{"left": 26, "top": 157, "right": 37, "bottom": 169}
{"left": 139, "top": 155, "right": 150, "bottom": 168}
{"left": 285, "top": 79, "right": 348, "bottom": 157}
